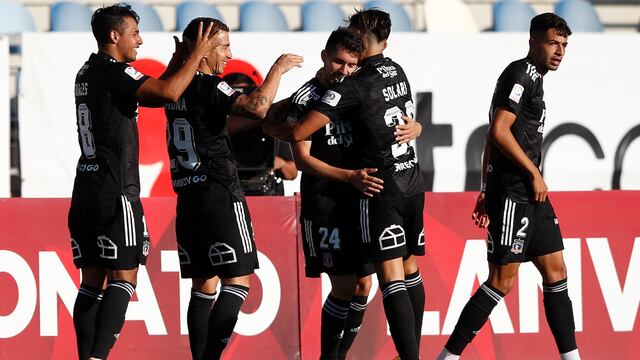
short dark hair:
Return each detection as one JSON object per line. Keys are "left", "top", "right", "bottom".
{"left": 348, "top": 8, "right": 391, "bottom": 42}
{"left": 91, "top": 3, "right": 139, "bottom": 45}
{"left": 325, "top": 27, "right": 364, "bottom": 56}
{"left": 182, "top": 17, "right": 229, "bottom": 42}
{"left": 530, "top": 13, "right": 572, "bottom": 40}
{"left": 223, "top": 72, "right": 256, "bottom": 87}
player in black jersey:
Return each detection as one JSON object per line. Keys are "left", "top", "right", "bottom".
{"left": 267, "top": 27, "right": 423, "bottom": 360}
{"left": 164, "top": 17, "right": 302, "bottom": 360}
{"left": 68, "top": 4, "right": 218, "bottom": 359}
{"left": 277, "top": 28, "right": 375, "bottom": 360}
{"left": 269, "top": 10, "right": 426, "bottom": 360}
{"left": 437, "top": 13, "right": 580, "bottom": 360}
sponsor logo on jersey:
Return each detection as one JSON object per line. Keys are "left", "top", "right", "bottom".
{"left": 324, "top": 119, "right": 353, "bottom": 147}
{"left": 75, "top": 82, "right": 88, "bottom": 96}
{"left": 526, "top": 63, "right": 541, "bottom": 81}
{"left": 382, "top": 81, "right": 408, "bottom": 101}
{"left": 217, "top": 81, "right": 236, "bottom": 96}
{"left": 509, "top": 83, "right": 524, "bottom": 103}
{"left": 394, "top": 155, "right": 418, "bottom": 172}
{"left": 376, "top": 65, "right": 397, "bottom": 78}
{"left": 321, "top": 90, "right": 341, "bottom": 107}
{"left": 124, "top": 66, "right": 144, "bottom": 80}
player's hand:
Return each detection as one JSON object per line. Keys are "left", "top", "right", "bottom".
{"left": 395, "top": 115, "right": 422, "bottom": 144}
{"left": 471, "top": 191, "right": 490, "bottom": 229}
{"left": 192, "top": 21, "right": 217, "bottom": 59}
{"left": 531, "top": 171, "right": 548, "bottom": 203}
{"left": 273, "top": 53, "right": 304, "bottom": 74}
{"left": 171, "top": 36, "right": 189, "bottom": 62}
{"left": 348, "top": 168, "right": 384, "bottom": 197}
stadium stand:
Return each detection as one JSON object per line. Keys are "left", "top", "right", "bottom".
{"left": 424, "top": 0, "right": 479, "bottom": 33}
{"left": 555, "top": 0, "right": 605, "bottom": 32}
{"left": 130, "top": 2, "right": 165, "bottom": 31}
{"left": 365, "top": 0, "right": 414, "bottom": 31}
{"left": 176, "top": 1, "right": 224, "bottom": 31}
{"left": 0, "top": 1, "right": 36, "bottom": 34}
{"left": 493, "top": 0, "right": 536, "bottom": 32}
{"left": 300, "top": 1, "right": 346, "bottom": 31}
{"left": 50, "top": 1, "right": 92, "bottom": 32}
{"left": 239, "top": 1, "right": 289, "bottom": 31}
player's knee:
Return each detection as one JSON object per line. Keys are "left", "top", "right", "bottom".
{"left": 488, "top": 276, "right": 515, "bottom": 295}
{"left": 221, "top": 275, "right": 250, "bottom": 288}
{"left": 192, "top": 277, "right": 218, "bottom": 293}
{"left": 543, "top": 264, "right": 567, "bottom": 284}
{"left": 108, "top": 268, "right": 139, "bottom": 286}
{"left": 354, "top": 275, "right": 373, "bottom": 297}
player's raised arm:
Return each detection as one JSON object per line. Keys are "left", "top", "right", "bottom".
{"left": 230, "top": 53, "right": 304, "bottom": 119}
{"left": 136, "top": 21, "right": 217, "bottom": 105}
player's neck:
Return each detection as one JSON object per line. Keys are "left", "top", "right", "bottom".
{"left": 526, "top": 52, "right": 549, "bottom": 76}
{"left": 98, "top": 45, "right": 124, "bottom": 63}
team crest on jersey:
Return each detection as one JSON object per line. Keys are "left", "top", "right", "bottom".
{"left": 142, "top": 239, "right": 150, "bottom": 256}
{"left": 509, "top": 84, "right": 524, "bottom": 104}
{"left": 510, "top": 238, "right": 524, "bottom": 254}
{"left": 217, "top": 81, "right": 236, "bottom": 96}
{"left": 323, "top": 253, "right": 334, "bottom": 268}
{"left": 321, "top": 90, "right": 341, "bottom": 107}
{"left": 124, "top": 66, "right": 144, "bottom": 80}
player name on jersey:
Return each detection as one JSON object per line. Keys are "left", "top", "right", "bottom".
{"left": 382, "top": 81, "right": 408, "bottom": 102}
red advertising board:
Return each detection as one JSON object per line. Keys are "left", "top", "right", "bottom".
{"left": 1, "top": 192, "right": 639, "bottom": 359}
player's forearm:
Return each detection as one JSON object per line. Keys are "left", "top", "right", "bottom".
{"left": 157, "top": 52, "right": 203, "bottom": 101}
{"left": 480, "top": 133, "right": 489, "bottom": 191}
{"left": 262, "top": 122, "right": 295, "bottom": 143}
{"left": 294, "top": 154, "right": 352, "bottom": 183}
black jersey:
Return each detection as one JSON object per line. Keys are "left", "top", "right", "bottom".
{"left": 487, "top": 57, "right": 546, "bottom": 203}
{"left": 313, "top": 54, "right": 425, "bottom": 200}
{"left": 288, "top": 77, "right": 354, "bottom": 221}
{"left": 71, "top": 52, "right": 149, "bottom": 206}
{"left": 164, "top": 72, "right": 243, "bottom": 197}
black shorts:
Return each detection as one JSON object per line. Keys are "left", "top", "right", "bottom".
{"left": 355, "top": 192, "right": 425, "bottom": 263}
{"left": 486, "top": 193, "right": 564, "bottom": 264}
{"left": 176, "top": 183, "right": 259, "bottom": 279}
{"left": 301, "top": 217, "right": 375, "bottom": 278}
{"left": 68, "top": 196, "right": 150, "bottom": 270}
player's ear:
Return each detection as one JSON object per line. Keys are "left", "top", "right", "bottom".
{"left": 383, "top": 40, "right": 388, "bottom": 51}
{"left": 320, "top": 49, "right": 327, "bottom": 63}
{"left": 109, "top": 29, "right": 119, "bottom": 44}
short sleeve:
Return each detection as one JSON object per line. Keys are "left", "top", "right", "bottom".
{"left": 107, "top": 63, "right": 149, "bottom": 99}
{"left": 312, "top": 78, "right": 361, "bottom": 123}
{"left": 493, "top": 65, "right": 531, "bottom": 116}
{"left": 198, "top": 76, "right": 242, "bottom": 113}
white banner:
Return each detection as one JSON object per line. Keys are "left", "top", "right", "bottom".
{"left": 0, "top": 36, "right": 9, "bottom": 197}
{"left": 19, "top": 33, "right": 640, "bottom": 197}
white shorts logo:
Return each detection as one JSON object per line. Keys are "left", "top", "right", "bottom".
{"left": 509, "top": 83, "right": 524, "bottom": 103}
{"left": 124, "top": 66, "right": 144, "bottom": 80}
{"left": 209, "top": 242, "right": 238, "bottom": 266}
{"left": 97, "top": 235, "right": 118, "bottom": 259}
{"left": 217, "top": 81, "right": 236, "bottom": 96}
{"left": 321, "top": 90, "right": 342, "bottom": 107}
{"left": 378, "top": 225, "right": 406, "bottom": 251}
